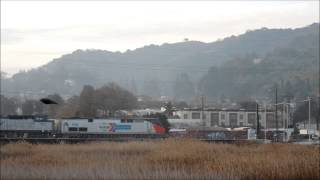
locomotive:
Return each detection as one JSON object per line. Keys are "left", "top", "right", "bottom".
{"left": 0, "top": 115, "right": 53, "bottom": 138}
{"left": 0, "top": 115, "right": 167, "bottom": 139}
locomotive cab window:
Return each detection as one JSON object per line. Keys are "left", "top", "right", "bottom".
{"left": 121, "top": 119, "right": 133, "bottom": 123}
{"left": 79, "top": 127, "right": 88, "bottom": 132}
{"left": 134, "top": 119, "right": 144, "bottom": 123}
{"left": 68, "top": 127, "right": 78, "bottom": 131}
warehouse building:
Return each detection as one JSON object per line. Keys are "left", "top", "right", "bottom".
{"left": 173, "top": 108, "right": 285, "bottom": 128}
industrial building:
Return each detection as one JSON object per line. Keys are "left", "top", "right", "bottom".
{"left": 172, "top": 108, "right": 286, "bottom": 129}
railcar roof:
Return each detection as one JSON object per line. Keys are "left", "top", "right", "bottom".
{"left": 1, "top": 115, "right": 48, "bottom": 120}
{"left": 58, "top": 117, "right": 158, "bottom": 120}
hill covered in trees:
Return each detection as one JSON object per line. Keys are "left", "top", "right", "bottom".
{"left": 1, "top": 23, "right": 319, "bottom": 102}
{"left": 199, "top": 40, "right": 319, "bottom": 102}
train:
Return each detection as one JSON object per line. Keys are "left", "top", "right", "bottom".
{"left": 0, "top": 115, "right": 167, "bottom": 139}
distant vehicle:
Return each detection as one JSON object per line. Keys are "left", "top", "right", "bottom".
{"left": 311, "top": 134, "right": 319, "bottom": 140}
{"left": 169, "top": 128, "right": 187, "bottom": 137}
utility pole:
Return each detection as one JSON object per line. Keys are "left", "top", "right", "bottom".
{"left": 304, "top": 100, "right": 307, "bottom": 129}
{"left": 308, "top": 96, "right": 311, "bottom": 142}
{"left": 292, "top": 101, "right": 297, "bottom": 134}
{"left": 316, "top": 95, "right": 320, "bottom": 130}
{"left": 275, "top": 85, "right": 278, "bottom": 142}
{"left": 287, "top": 99, "right": 290, "bottom": 129}
{"left": 201, "top": 95, "right": 205, "bottom": 128}
{"left": 256, "top": 102, "right": 260, "bottom": 138}
{"left": 264, "top": 103, "right": 267, "bottom": 142}
{"left": 286, "top": 102, "right": 290, "bottom": 141}
{"left": 282, "top": 99, "right": 286, "bottom": 142}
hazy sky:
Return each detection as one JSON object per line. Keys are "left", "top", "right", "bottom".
{"left": 1, "top": 1, "right": 319, "bottom": 76}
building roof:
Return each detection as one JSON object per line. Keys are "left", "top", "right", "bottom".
{"left": 178, "top": 108, "right": 274, "bottom": 112}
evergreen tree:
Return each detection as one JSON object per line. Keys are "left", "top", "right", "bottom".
{"left": 79, "top": 85, "right": 95, "bottom": 117}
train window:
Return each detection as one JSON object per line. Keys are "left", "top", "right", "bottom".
{"left": 248, "top": 113, "right": 256, "bottom": 127}
{"left": 69, "top": 127, "right": 78, "bottom": 131}
{"left": 183, "top": 114, "right": 188, "bottom": 119}
{"left": 121, "top": 119, "right": 133, "bottom": 123}
{"left": 192, "top": 112, "right": 200, "bottom": 119}
{"left": 79, "top": 127, "right": 88, "bottom": 132}
{"left": 88, "top": 119, "right": 93, "bottom": 123}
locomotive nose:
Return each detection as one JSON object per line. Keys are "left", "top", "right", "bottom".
{"left": 153, "top": 124, "right": 166, "bottom": 134}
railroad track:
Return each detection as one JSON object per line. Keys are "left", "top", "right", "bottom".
{"left": 0, "top": 137, "right": 166, "bottom": 144}
{"left": 0, "top": 137, "right": 265, "bottom": 144}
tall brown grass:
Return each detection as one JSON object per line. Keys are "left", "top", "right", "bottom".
{"left": 0, "top": 139, "right": 319, "bottom": 179}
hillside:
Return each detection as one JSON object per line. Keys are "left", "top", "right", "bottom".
{"left": 199, "top": 24, "right": 319, "bottom": 102}
{"left": 1, "top": 23, "right": 319, "bottom": 100}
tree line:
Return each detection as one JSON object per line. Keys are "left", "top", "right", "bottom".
{"left": 0, "top": 83, "right": 137, "bottom": 118}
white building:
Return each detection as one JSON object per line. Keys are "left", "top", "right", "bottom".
{"left": 172, "top": 108, "right": 285, "bottom": 128}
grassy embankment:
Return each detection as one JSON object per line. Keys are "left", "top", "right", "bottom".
{"left": 0, "top": 139, "right": 319, "bottom": 179}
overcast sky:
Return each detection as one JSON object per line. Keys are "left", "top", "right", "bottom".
{"left": 1, "top": 1, "right": 319, "bottom": 76}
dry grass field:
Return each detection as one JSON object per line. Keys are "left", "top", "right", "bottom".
{"left": 0, "top": 139, "right": 319, "bottom": 180}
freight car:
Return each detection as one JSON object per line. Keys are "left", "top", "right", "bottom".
{"left": 0, "top": 115, "right": 54, "bottom": 138}
{"left": 0, "top": 115, "right": 167, "bottom": 139}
